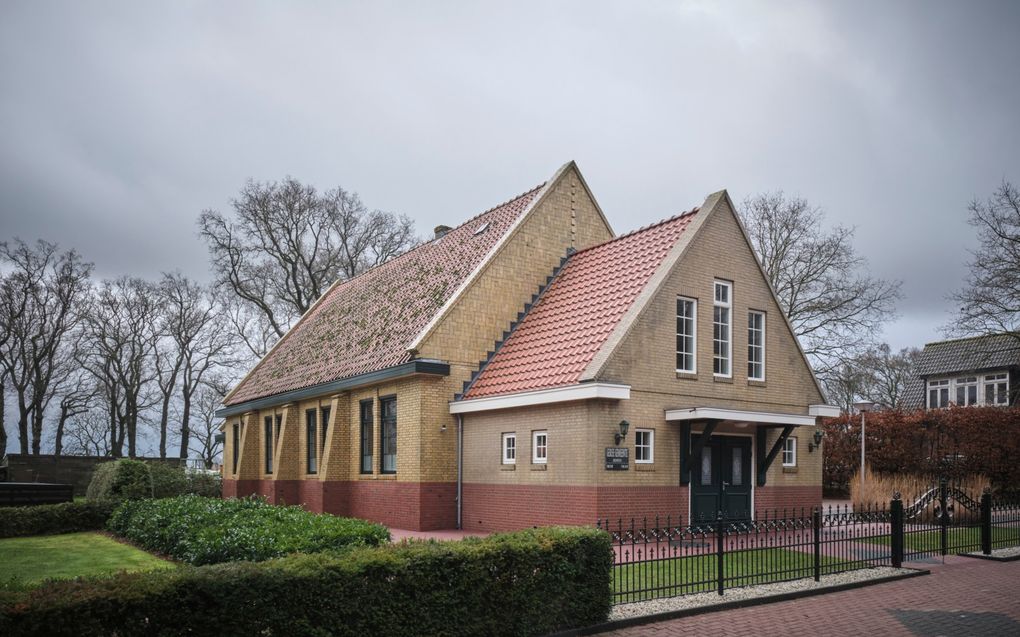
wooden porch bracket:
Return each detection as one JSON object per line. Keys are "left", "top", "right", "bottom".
{"left": 756, "top": 425, "right": 795, "bottom": 486}
{"left": 679, "top": 420, "right": 718, "bottom": 485}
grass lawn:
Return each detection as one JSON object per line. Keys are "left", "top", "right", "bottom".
{"left": 864, "top": 526, "right": 1020, "bottom": 552}
{"left": 612, "top": 548, "right": 841, "bottom": 601}
{"left": 0, "top": 532, "right": 175, "bottom": 589}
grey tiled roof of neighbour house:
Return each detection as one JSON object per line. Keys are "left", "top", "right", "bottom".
{"left": 902, "top": 333, "right": 1020, "bottom": 409}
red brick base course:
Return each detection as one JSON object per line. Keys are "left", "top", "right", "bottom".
{"left": 222, "top": 478, "right": 456, "bottom": 531}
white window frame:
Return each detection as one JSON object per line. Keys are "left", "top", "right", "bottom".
{"left": 676, "top": 296, "right": 697, "bottom": 373}
{"left": 501, "top": 432, "right": 516, "bottom": 465}
{"left": 782, "top": 437, "right": 797, "bottom": 467}
{"left": 955, "top": 376, "right": 979, "bottom": 406}
{"left": 747, "top": 310, "right": 765, "bottom": 381}
{"left": 983, "top": 373, "right": 1009, "bottom": 406}
{"left": 927, "top": 379, "right": 950, "bottom": 409}
{"left": 532, "top": 430, "right": 548, "bottom": 464}
{"left": 713, "top": 280, "right": 732, "bottom": 378}
{"left": 635, "top": 428, "right": 654, "bottom": 464}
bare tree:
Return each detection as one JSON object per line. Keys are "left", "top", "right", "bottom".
{"left": 81, "top": 277, "right": 159, "bottom": 457}
{"left": 951, "top": 179, "right": 1020, "bottom": 343}
{"left": 739, "top": 193, "right": 902, "bottom": 386}
{"left": 856, "top": 344, "right": 921, "bottom": 409}
{"left": 190, "top": 379, "right": 227, "bottom": 468}
{"left": 198, "top": 177, "right": 417, "bottom": 345}
{"left": 63, "top": 408, "right": 112, "bottom": 457}
{"left": 0, "top": 239, "right": 93, "bottom": 454}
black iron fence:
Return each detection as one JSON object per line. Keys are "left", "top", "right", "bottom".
{"left": 598, "top": 483, "right": 1020, "bottom": 604}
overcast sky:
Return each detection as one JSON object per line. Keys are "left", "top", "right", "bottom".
{"left": 2, "top": 0, "right": 1019, "bottom": 352}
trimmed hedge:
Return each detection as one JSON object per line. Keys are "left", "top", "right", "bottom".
{"left": 148, "top": 463, "right": 221, "bottom": 499}
{"left": 107, "top": 495, "right": 390, "bottom": 565}
{"left": 0, "top": 501, "right": 118, "bottom": 538}
{"left": 86, "top": 459, "right": 151, "bottom": 501}
{"left": 0, "top": 526, "right": 612, "bottom": 637}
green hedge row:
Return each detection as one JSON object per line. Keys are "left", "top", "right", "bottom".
{"left": 107, "top": 495, "right": 391, "bottom": 565}
{"left": 0, "top": 526, "right": 613, "bottom": 637}
{"left": 0, "top": 501, "right": 118, "bottom": 539}
{"left": 87, "top": 459, "right": 221, "bottom": 501}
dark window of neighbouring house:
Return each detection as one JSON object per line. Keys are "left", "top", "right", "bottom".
{"left": 232, "top": 423, "right": 240, "bottom": 475}
{"left": 306, "top": 408, "right": 318, "bottom": 474}
{"left": 380, "top": 396, "right": 397, "bottom": 474}
{"left": 264, "top": 415, "right": 274, "bottom": 474}
{"left": 360, "top": 399, "right": 373, "bottom": 474}
{"left": 320, "top": 406, "right": 331, "bottom": 455}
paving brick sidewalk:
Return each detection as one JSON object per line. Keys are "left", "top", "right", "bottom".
{"left": 604, "top": 556, "right": 1020, "bottom": 636}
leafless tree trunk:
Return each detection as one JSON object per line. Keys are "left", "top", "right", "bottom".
{"left": 951, "top": 179, "right": 1020, "bottom": 344}
{"left": 738, "top": 192, "right": 902, "bottom": 389}
{"left": 198, "top": 177, "right": 417, "bottom": 348}
{"left": 190, "top": 379, "right": 227, "bottom": 468}
{"left": 64, "top": 409, "right": 112, "bottom": 457}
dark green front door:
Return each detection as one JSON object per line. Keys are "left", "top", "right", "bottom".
{"left": 690, "top": 434, "right": 753, "bottom": 522}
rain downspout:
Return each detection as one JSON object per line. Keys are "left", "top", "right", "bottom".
{"left": 456, "top": 414, "right": 464, "bottom": 529}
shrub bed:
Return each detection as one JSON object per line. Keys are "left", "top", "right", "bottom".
{"left": 0, "top": 526, "right": 612, "bottom": 637}
{"left": 86, "top": 459, "right": 222, "bottom": 502}
{"left": 0, "top": 501, "right": 118, "bottom": 539}
{"left": 107, "top": 495, "right": 390, "bottom": 565}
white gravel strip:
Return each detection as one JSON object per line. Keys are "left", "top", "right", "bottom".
{"left": 965, "top": 546, "right": 1020, "bottom": 559}
{"left": 609, "top": 567, "right": 918, "bottom": 620}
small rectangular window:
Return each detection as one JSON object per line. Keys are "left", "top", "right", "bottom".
{"left": 360, "top": 399, "right": 373, "bottom": 474}
{"left": 700, "top": 445, "right": 712, "bottom": 485}
{"left": 747, "top": 311, "right": 765, "bottom": 381}
{"left": 380, "top": 396, "right": 397, "bottom": 474}
{"left": 635, "top": 429, "right": 654, "bottom": 463}
{"left": 502, "top": 433, "right": 516, "bottom": 464}
{"left": 231, "top": 422, "right": 240, "bottom": 475}
{"left": 532, "top": 431, "right": 548, "bottom": 464}
{"left": 320, "top": 406, "right": 331, "bottom": 455}
{"left": 984, "top": 373, "right": 1009, "bottom": 406}
{"left": 782, "top": 437, "right": 797, "bottom": 467}
{"left": 713, "top": 281, "right": 732, "bottom": 377}
{"left": 264, "top": 415, "right": 274, "bottom": 474}
{"left": 955, "top": 377, "right": 978, "bottom": 406}
{"left": 676, "top": 297, "right": 697, "bottom": 373}
{"left": 305, "top": 409, "right": 318, "bottom": 474}
{"left": 928, "top": 379, "right": 950, "bottom": 409}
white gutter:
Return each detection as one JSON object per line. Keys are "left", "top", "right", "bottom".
{"left": 449, "top": 383, "right": 630, "bottom": 414}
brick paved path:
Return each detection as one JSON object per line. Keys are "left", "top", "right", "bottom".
{"left": 605, "top": 556, "right": 1020, "bottom": 636}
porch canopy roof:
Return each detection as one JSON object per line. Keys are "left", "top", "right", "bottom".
{"left": 664, "top": 405, "right": 839, "bottom": 427}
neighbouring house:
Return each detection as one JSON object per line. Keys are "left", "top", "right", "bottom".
{"left": 218, "top": 162, "right": 837, "bottom": 532}
{"left": 903, "top": 334, "right": 1020, "bottom": 410}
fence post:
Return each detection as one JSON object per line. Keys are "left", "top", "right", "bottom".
{"left": 716, "top": 511, "right": 725, "bottom": 596}
{"left": 890, "top": 492, "right": 904, "bottom": 568}
{"left": 981, "top": 487, "right": 992, "bottom": 556}
{"left": 812, "top": 507, "right": 821, "bottom": 581}
{"left": 939, "top": 477, "right": 949, "bottom": 557}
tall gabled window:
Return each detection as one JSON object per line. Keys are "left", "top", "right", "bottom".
{"left": 320, "top": 406, "right": 331, "bottom": 455}
{"left": 713, "top": 281, "right": 732, "bottom": 377}
{"left": 747, "top": 311, "right": 765, "bottom": 381}
{"left": 380, "top": 396, "right": 397, "bottom": 474}
{"left": 676, "top": 297, "right": 697, "bottom": 373}
{"left": 984, "top": 373, "right": 1009, "bottom": 406}
{"left": 305, "top": 409, "right": 318, "bottom": 474}
{"left": 360, "top": 399, "right": 373, "bottom": 474}
{"left": 955, "top": 376, "right": 978, "bottom": 406}
{"left": 231, "top": 422, "right": 240, "bottom": 475}
{"left": 928, "top": 379, "right": 950, "bottom": 409}
{"left": 264, "top": 415, "right": 274, "bottom": 474}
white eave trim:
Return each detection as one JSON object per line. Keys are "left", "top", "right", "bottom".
{"left": 808, "top": 404, "right": 841, "bottom": 418}
{"left": 449, "top": 382, "right": 630, "bottom": 414}
{"left": 664, "top": 407, "right": 817, "bottom": 427}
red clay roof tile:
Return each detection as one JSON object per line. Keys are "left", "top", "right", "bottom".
{"left": 463, "top": 209, "right": 699, "bottom": 399}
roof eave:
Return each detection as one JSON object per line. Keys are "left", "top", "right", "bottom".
{"left": 216, "top": 360, "right": 450, "bottom": 418}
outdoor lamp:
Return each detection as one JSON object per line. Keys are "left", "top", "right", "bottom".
{"left": 808, "top": 429, "right": 823, "bottom": 452}
{"left": 614, "top": 420, "right": 630, "bottom": 446}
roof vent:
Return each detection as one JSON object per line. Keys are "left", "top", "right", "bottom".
{"left": 434, "top": 225, "right": 453, "bottom": 240}
{"left": 473, "top": 222, "right": 490, "bottom": 236}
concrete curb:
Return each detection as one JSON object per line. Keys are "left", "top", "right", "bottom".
{"left": 548, "top": 568, "right": 930, "bottom": 636}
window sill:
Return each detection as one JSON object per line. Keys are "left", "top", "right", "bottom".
{"left": 531, "top": 464, "right": 548, "bottom": 471}
{"left": 675, "top": 371, "right": 698, "bottom": 381}
{"left": 782, "top": 466, "right": 798, "bottom": 474}
{"left": 748, "top": 379, "right": 767, "bottom": 388}
{"left": 635, "top": 464, "right": 655, "bottom": 472}
{"left": 500, "top": 464, "right": 516, "bottom": 471}
{"left": 359, "top": 473, "right": 397, "bottom": 480}
{"left": 713, "top": 376, "right": 733, "bottom": 384}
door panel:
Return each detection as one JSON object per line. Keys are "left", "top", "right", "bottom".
{"left": 690, "top": 435, "right": 752, "bottom": 522}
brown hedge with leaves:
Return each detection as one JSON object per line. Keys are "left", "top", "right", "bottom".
{"left": 822, "top": 406, "right": 1020, "bottom": 496}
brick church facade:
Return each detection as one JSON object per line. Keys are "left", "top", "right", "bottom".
{"left": 219, "top": 162, "right": 837, "bottom": 531}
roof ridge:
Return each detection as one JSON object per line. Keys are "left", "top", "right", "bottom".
{"left": 571, "top": 207, "right": 700, "bottom": 257}
{"left": 924, "top": 333, "right": 1018, "bottom": 348}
